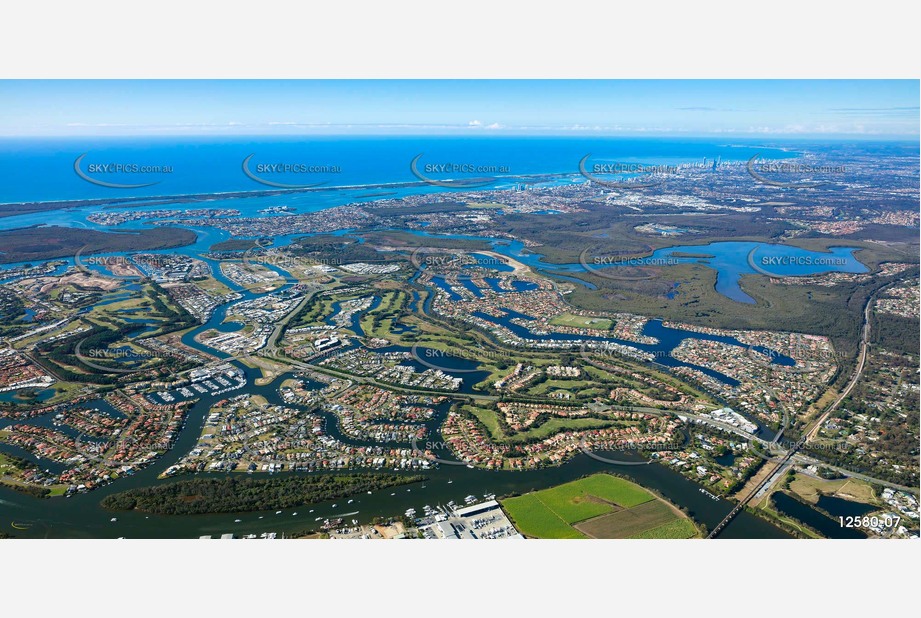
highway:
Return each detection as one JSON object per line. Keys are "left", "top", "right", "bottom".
{"left": 806, "top": 293, "right": 874, "bottom": 441}
{"left": 263, "top": 286, "right": 320, "bottom": 356}
{"left": 707, "top": 291, "right": 881, "bottom": 538}
{"left": 250, "top": 279, "right": 914, "bottom": 539}
{"left": 706, "top": 435, "right": 806, "bottom": 538}
{"left": 791, "top": 454, "right": 918, "bottom": 494}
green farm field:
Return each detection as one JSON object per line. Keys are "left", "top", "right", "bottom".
{"left": 501, "top": 473, "right": 699, "bottom": 539}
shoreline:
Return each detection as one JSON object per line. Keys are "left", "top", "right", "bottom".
{"left": 0, "top": 171, "right": 579, "bottom": 212}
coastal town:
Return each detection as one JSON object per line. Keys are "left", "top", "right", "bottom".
{"left": 0, "top": 139, "right": 917, "bottom": 542}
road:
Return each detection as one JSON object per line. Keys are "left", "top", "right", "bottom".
{"left": 263, "top": 287, "right": 319, "bottom": 355}
{"left": 708, "top": 291, "right": 882, "bottom": 538}
{"left": 252, "top": 280, "right": 916, "bottom": 529}
{"left": 806, "top": 293, "right": 873, "bottom": 441}
{"left": 707, "top": 438, "right": 803, "bottom": 538}
{"left": 791, "top": 454, "right": 918, "bottom": 494}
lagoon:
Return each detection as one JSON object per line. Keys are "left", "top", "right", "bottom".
{"left": 634, "top": 242, "right": 869, "bottom": 303}
{"left": 393, "top": 231, "right": 868, "bottom": 303}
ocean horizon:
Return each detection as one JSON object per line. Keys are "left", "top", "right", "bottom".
{"left": 0, "top": 135, "right": 821, "bottom": 206}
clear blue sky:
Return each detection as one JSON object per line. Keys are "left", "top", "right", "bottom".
{"left": 0, "top": 80, "right": 917, "bottom": 137}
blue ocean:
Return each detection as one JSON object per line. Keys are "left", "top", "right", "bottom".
{"left": 0, "top": 135, "right": 795, "bottom": 208}
{"left": 0, "top": 137, "right": 875, "bottom": 304}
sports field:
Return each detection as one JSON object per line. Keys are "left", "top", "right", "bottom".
{"left": 501, "top": 473, "right": 698, "bottom": 539}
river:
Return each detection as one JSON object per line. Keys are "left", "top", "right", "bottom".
{"left": 1, "top": 224, "right": 796, "bottom": 539}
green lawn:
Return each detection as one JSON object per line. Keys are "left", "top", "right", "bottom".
{"left": 465, "top": 405, "right": 620, "bottom": 445}
{"left": 549, "top": 313, "right": 613, "bottom": 330}
{"left": 501, "top": 494, "right": 587, "bottom": 539}
{"left": 535, "top": 483, "right": 613, "bottom": 524}
{"left": 508, "top": 417, "right": 615, "bottom": 444}
{"left": 501, "top": 474, "right": 661, "bottom": 538}
{"left": 551, "top": 473, "right": 655, "bottom": 511}
{"left": 528, "top": 379, "right": 595, "bottom": 394}
{"left": 465, "top": 405, "right": 504, "bottom": 438}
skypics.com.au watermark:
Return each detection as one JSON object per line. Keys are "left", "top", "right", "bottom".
{"left": 73, "top": 248, "right": 184, "bottom": 282}
{"left": 73, "top": 432, "right": 148, "bottom": 468}
{"left": 410, "top": 154, "right": 510, "bottom": 188}
{"left": 410, "top": 343, "right": 513, "bottom": 373}
{"left": 756, "top": 255, "right": 849, "bottom": 268}
{"left": 77, "top": 254, "right": 144, "bottom": 279}
{"left": 73, "top": 339, "right": 193, "bottom": 375}
{"left": 746, "top": 153, "right": 847, "bottom": 189}
{"left": 746, "top": 436, "right": 852, "bottom": 465}
{"left": 578, "top": 340, "right": 657, "bottom": 365}
{"left": 240, "top": 238, "right": 350, "bottom": 284}
{"left": 409, "top": 437, "right": 470, "bottom": 467}
{"left": 242, "top": 249, "right": 343, "bottom": 282}
{"left": 580, "top": 417, "right": 690, "bottom": 466}
{"left": 745, "top": 335, "right": 846, "bottom": 367}
{"left": 409, "top": 246, "right": 510, "bottom": 282}
{"left": 245, "top": 252, "right": 343, "bottom": 270}
{"left": 745, "top": 246, "right": 851, "bottom": 279}
{"left": 757, "top": 162, "right": 847, "bottom": 175}
{"left": 74, "top": 153, "right": 173, "bottom": 189}
{"left": 242, "top": 153, "right": 342, "bottom": 189}
{"left": 578, "top": 155, "right": 715, "bottom": 189}
{"left": 230, "top": 345, "right": 293, "bottom": 367}
{"left": 591, "top": 162, "right": 680, "bottom": 175}
{"left": 577, "top": 247, "right": 681, "bottom": 281}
